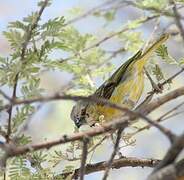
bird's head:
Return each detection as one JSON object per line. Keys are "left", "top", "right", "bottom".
{"left": 70, "top": 101, "right": 97, "bottom": 128}
{"left": 70, "top": 101, "right": 89, "bottom": 128}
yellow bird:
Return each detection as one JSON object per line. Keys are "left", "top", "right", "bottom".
{"left": 71, "top": 34, "right": 169, "bottom": 128}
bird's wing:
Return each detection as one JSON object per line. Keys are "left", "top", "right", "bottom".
{"left": 94, "top": 50, "right": 142, "bottom": 99}
{"left": 93, "top": 33, "right": 169, "bottom": 100}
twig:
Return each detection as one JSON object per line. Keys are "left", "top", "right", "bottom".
{"left": 5, "top": 0, "right": 49, "bottom": 142}
{"left": 0, "top": 87, "right": 182, "bottom": 146}
{"left": 142, "top": 115, "right": 176, "bottom": 143}
{"left": 171, "top": 0, "right": 184, "bottom": 44}
{"left": 0, "top": 86, "right": 183, "bottom": 158}
{"left": 0, "top": 86, "right": 182, "bottom": 143}
{"left": 124, "top": 0, "right": 184, "bottom": 19}
{"left": 6, "top": 73, "right": 19, "bottom": 142}
{"left": 65, "top": 0, "right": 116, "bottom": 25}
{"left": 161, "top": 111, "right": 183, "bottom": 121}
{"left": 3, "top": 171, "right": 6, "bottom": 180}
{"left": 142, "top": 86, "right": 184, "bottom": 115}
{"left": 20, "top": 0, "right": 49, "bottom": 62}
{"left": 84, "top": 16, "right": 157, "bottom": 52}
{"left": 144, "top": 67, "right": 162, "bottom": 93}
{"left": 148, "top": 159, "right": 184, "bottom": 180}
{"left": 79, "top": 137, "right": 89, "bottom": 180}
{"left": 132, "top": 101, "right": 184, "bottom": 136}
{"left": 62, "top": 156, "right": 160, "bottom": 179}
{"left": 161, "top": 68, "right": 184, "bottom": 87}
{"left": 153, "top": 132, "right": 184, "bottom": 173}
{"left": 102, "top": 128, "right": 123, "bottom": 180}
{"left": 136, "top": 68, "right": 184, "bottom": 112}
{"left": 3, "top": 120, "right": 128, "bottom": 157}
{"left": 60, "top": 15, "right": 158, "bottom": 63}
{"left": 1, "top": 85, "right": 183, "bottom": 112}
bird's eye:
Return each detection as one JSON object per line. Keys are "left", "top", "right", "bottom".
{"left": 81, "top": 108, "right": 86, "bottom": 116}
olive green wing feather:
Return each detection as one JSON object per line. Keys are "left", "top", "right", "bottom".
{"left": 94, "top": 50, "right": 142, "bottom": 99}
{"left": 93, "top": 33, "right": 169, "bottom": 100}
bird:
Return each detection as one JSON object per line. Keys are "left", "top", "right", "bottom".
{"left": 70, "top": 34, "right": 169, "bottom": 128}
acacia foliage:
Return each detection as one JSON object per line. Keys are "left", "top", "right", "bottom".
{"left": 0, "top": 0, "right": 184, "bottom": 179}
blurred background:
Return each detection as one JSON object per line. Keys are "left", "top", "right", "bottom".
{"left": 0, "top": 0, "right": 184, "bottom": 179}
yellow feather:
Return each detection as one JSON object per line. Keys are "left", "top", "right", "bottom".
{"left": 71, "top": 34, "right": 170, "bottom": 127}
{"left": 92, "top": 34, "right": 169, "bottom": 122}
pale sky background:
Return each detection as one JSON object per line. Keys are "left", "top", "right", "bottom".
{"left": 0, "top": 1, "right": 184, "bottom": 180}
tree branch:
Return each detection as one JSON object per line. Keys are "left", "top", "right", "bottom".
{"left": 6, "top": 73, "right": 19, "bottom": 142}
{"left": 0, "top": 86, "right": 182, "bottom": 152}
{"left": 102, "top": 128, "right": 123, "bottom": 180}
{"left": 65, "top": 0, "right": 116, "bottom": 25}
{"left": 148, "top": 158, "right": 184, "bottom": 180}
{"left": 0, "top": 80, "right": 183, "bottom": 161}
{"left": 5, "top": 0, "right": 49, "bottom": 142}
{"left": 171, "top": 0, "right": 184, "bottom": 45}
{"left": 60, "top": 15, "right": 158, "bottom": 63}
{"left": 0, "top": 86, "right": 182, "bottom": 158}
{"left": 153, "top": 132, "right": 184, "bottom": 173}
{"left": 132, "top": 101, "right": 184, "bottom": 137}
{"left": 79, "top": 137, "right": 89, "bottom": 180}
{"left": 62, "top": 156, "right": 160, "bottom": 179}
{"left": 136, "top": 67, "right": 184, "bottom": 112}
{"left": 142, "top": 86, "right": 184, "bottom": 115}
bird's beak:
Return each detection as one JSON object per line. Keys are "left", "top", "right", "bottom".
{"left": 74, "top": 117, "right": 87, "bottom": 128}
{"left": 75, "top": 120, "right": 83, "bottom": 128}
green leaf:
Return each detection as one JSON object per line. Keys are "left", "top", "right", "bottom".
{"left": 23, "top": 12, "right": 38, "bottom": 24}
{"left": 156, "top": 45, "right": 178, "bottom": 65}
{"left": 16, "top": 135, "right": 32, "bottom": 145}
{"left": 9, "top": 158, "right": 30, "bottom": 179}
{"left": 152, "top": 64, "right": 165, "bottom": 82}
{"left": 8, "top": 21, "right": 27, "bottom": 31}
{"left": 41, "top": 17, "right": 65, "bottom": 38}
{"left": 3, "top": 30, "right": 23, "bottom": 49}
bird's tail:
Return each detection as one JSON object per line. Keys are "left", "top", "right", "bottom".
{"left": 134, "top": 33, "right": 169, "bottom": 69}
